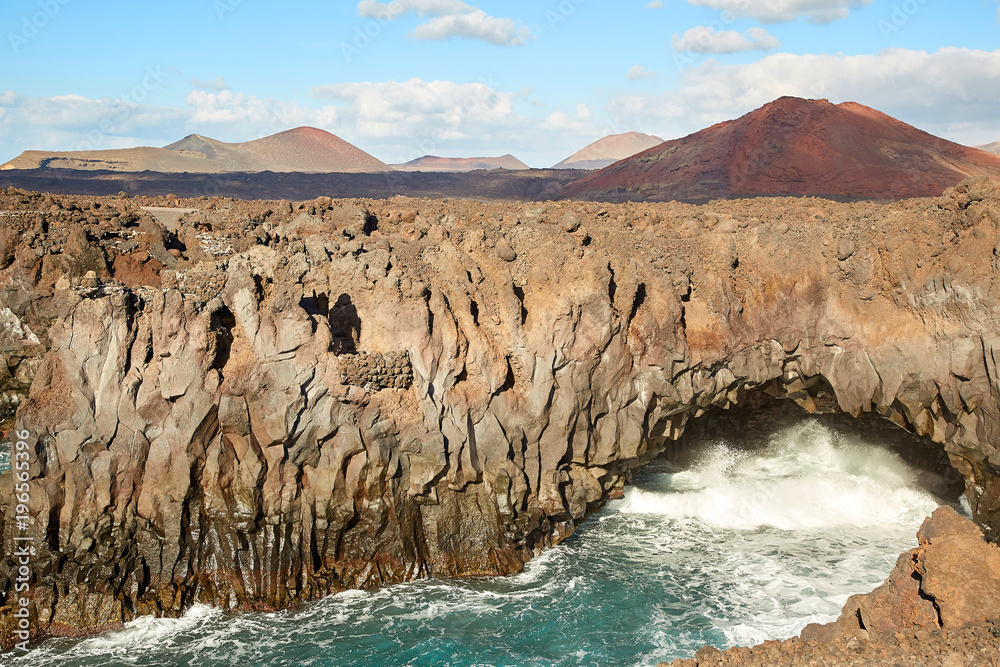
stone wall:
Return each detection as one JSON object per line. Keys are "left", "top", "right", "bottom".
{"left": 339, "top": 352, "right": 413, "bottom": 390}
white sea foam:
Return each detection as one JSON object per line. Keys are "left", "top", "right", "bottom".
{"left": 11, "top": 604, "right": 222, "bottom": 666}
{"left": 615, "top": 421, "right": 940, "bottom": 531}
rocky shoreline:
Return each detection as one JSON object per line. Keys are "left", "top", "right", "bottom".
{"left": 2, "top": 178, "right": 1000, "bottom": 652}
{"left": 666, "top": 507, "right": 1000, "bottom": 666}
{"left": 670, "top": 618, "right": 1000, "bottom": 666}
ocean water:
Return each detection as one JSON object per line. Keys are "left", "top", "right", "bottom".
{"left": 9, "top": 419, "right": 959, "bottom": 666}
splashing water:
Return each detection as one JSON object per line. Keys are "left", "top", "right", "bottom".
{"left": 9, "top": 418, "right": 960, "bottom": 666}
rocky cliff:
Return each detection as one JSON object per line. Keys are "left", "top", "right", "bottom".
{"left": 3, "top": 179, "right": 1000, "bottom": 646}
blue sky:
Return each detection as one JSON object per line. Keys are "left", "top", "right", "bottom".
{"left": 1, "top": 0, "right": 999, "bottom": 167}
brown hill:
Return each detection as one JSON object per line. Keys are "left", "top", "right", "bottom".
{"left": 979, "top": 141, "right": 1000, "bottom": 155}
{"left": 563, "top": 97, "right": 1000, "bottom": 201}
{"left": 553, "top": 132, "right": 664, "bottom": 170}
{"left": 1, "top": 146, "right": 220, "bottom": 173}
{"left": 2, "top": 127, "right": 391, "bottom": 173}
{"left": 393, "top": 154, "right": 528, "bottom": 172}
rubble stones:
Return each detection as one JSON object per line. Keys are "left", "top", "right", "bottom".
{"left": 339, "top": 351, "right": 413, "bottom": 390}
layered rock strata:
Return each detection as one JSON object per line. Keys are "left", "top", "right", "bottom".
{"left": 2, "top": 179, "right": 1000, "bottom": 646}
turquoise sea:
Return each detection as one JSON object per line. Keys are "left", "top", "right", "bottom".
{"left": 8, "top": 419, "right": 959, "bottom": 666}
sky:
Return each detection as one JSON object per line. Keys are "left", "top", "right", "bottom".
{"left": 1, "top": 0, "right": 998, "bottom": 168}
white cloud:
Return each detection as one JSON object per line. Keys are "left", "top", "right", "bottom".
{"left": 185, "top": 90, "right": 339, "bottom": 139}
{"left": 541, "top": 104, "right": 594, "bottom": 133}
{"left": 311, "top": 78, "right": 530, "bottom": 159}
{"left": 310, "top": 79, "right": 614, "bottom": 164}
{"left": 627, "top": 65, "right": 658, "bottom": 80}
{"left": 648, "top": 1, "right": 663, "bottom": 7}
{"left": 356, "top": 0, "right": 533, "bottom": 46}
{"left": 10, "top": 47, "right": 999, "bottom": 172}
{"left": 672, "top": 26, "right": 780, "bottom": 53}
{"left": 0, "top": 80, "right": 605, "bottom": 167}
{"left": 0, "top": 88, "right": 343, "bottom": 158}
{"left": 0, "top": 91, "right": 188, "bottom": 155}
{"left": 312, "top": 78, "right": 515, "bottom": 136}
{"left": 684, "top": 0, "right": 871, "bottom": 23}
{"left": 606, "top": 48, "right": 1000, "bottom": 147}
{"left": 358, "top": 0, "right": 468, "bottom": 16}
{"left": 0, "top": 92, "right": 185, "bottom": 136}
{"left": 411, "top": 9, "right": 533, "bottom": 45}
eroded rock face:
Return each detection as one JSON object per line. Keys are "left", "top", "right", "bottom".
{"left": 3, "top": 179, "right": 1000, "bottom": 646}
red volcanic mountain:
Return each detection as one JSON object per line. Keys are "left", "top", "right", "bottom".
{"left": 3, "top": 127, "right": 391, "bottom": 173}
{"left": 393, "top": 154, "right": 529, "bottom": 172}
{"left": 563, "top": 97, "right": 1000, "bottom": 202}
{"left": 166, "top": 127, "right": 392, "bottom": 173}
{"left": 553, "top": 132, "right": 664, "bottom": 170}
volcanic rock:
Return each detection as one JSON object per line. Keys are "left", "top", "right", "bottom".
{"left": 564, "top": 97, "right": 1000, "bottom": 201}
{"left": 848, "top": 506, "right": 1000, "bottom": 636}
{"left": 4, "top": 178, "right": 1000, "bottom": 652}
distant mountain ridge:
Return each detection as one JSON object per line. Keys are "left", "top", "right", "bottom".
{"left": 2, "top": 127, "right": 391, "bottom": 173}
{"left": 392, "top": 154, "right": 528, "bottom": 172}
{"left": 554, "top": 132, "right": 664, "bottom": 170}
{"left": 979, "top": 141, "right": 1000, "bottom": 155}
{"left": 563, "top": 97, "right": 1000, "bottom": 201}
